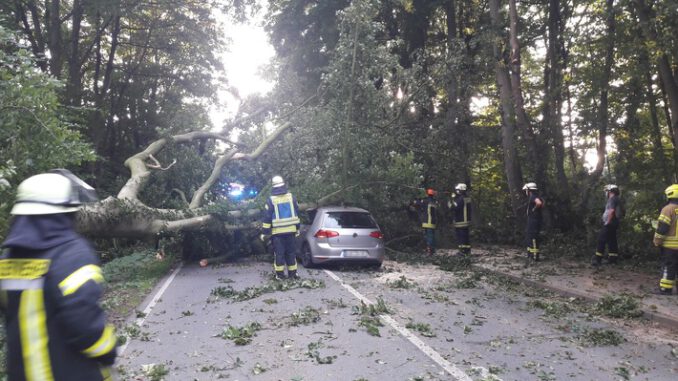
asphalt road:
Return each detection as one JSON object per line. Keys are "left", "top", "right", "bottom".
{"left": 117, "top": 259, "right": 678, "bottom": 381}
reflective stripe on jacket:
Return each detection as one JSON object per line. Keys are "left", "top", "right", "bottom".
{"left": 451, "top": 194, "right": 472, "bottom": 228}
{"left": 263, "top": 190, "right": 300, "bottom": 236}
{"left": 0, "top": 240, "right": 116, "bottom": 381}
{"left": 655, "top": 202, "right": 678, "bottom": 249}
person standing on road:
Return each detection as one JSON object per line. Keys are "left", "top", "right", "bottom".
{"left": 0, "top": 170, "right": 117, "bottom": 381}
{"left": 523, "top": 182, "right": 544, "bottom": 266}
{"left": 449, "top": 183, "right": 472, "bottom": 256}
{"left": 653, "top": 184, "right": 678, "bottom": 295}
{"left": 261, "top": 175, "right": 301, "bottom": 280}
{"left": 411, "top": 189, "right": 438, "bottom": 256}
{"left": 592, "top": 184, "right": 622, "bottom": 267}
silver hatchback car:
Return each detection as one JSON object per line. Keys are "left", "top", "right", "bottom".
{"left": 296, "top": 206, "right": 385, "bottom": 268}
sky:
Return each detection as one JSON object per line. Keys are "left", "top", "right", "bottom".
{"left": 209, "top": 12, "right": 275, "bottom": 131}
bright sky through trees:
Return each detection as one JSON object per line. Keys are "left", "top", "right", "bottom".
{"left": 210, "top": 12, "right": 275, "bottom": 129}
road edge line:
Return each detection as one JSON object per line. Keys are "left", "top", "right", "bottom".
{"left": 118, "top": 263, "right": 184, "bottom": 356}
{"left": 324, "top": 269, "right": 474, "bottom": 381}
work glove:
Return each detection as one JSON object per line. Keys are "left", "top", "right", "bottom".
{"left": 259, "top": 234, "right": 267, "bottom": 242}
{"left": 295, "top": 231, "right": 301, "bottom": 237}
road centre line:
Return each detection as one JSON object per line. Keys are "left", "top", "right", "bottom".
{"left": 324, "top": 269, "right": 475, "bottom": 381}
{"left": 118, "top": 263, "right": 184, "bottom": 356}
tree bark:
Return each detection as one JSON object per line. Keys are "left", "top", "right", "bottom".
{"left": 490, "top": 0, "right": 524, "bottom": 221}
{"left": 508, "top": 0, "right": 543, "bottom": 185}
{"left": 66, "top": 0, "right": 83, "bottom": 106}
{"left": 544, "top": 0, "right": 569, "bottom": 193}
{"left": 46, "top": 0, "right": 63, "bottom": 77}
{"left": 633, "top": 0, "right": 678, "bottom": 177}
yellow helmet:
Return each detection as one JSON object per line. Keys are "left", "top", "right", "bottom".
{"left": 665, "top": 184, "right": 678, "bottom": 199}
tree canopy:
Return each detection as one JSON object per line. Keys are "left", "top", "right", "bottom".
{"left": 2, "top": 0, "right": 678, "bottom": 259}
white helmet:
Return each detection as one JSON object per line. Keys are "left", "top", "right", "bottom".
{"left": 271, "top": 175, "right": 285, "bottom": 188}
{"left": 455, "top": 183, "right": 467, "bottom": 192}
{"left": 11, "top": 170, "right": 97, "bottom": 215}
{"left": 604, "top": 184, "right": 619, "bottom": 193}
{"left": 522, "top": 182, "right": 538, "bottom": 191}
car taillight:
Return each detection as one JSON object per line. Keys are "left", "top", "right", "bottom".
{"left": 314, "top": 229, "right": 339, "bottom": 238}
{"left": 369, "top": 231, "right": 383, "bottom": 239}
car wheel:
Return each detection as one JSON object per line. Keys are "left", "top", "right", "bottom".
{"left": 301, "top": 243, "right": 315, "bottom": 268}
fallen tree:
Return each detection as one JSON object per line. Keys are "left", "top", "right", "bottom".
{"left": 76, "top": 94, "right": 317, "bottom": 239}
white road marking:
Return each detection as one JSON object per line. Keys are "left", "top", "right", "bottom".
{"left": 118, "top": 263, "right": 184, "bottom": 356}
{"left": 325, "top": 269, "right": 479, "bottom": 381}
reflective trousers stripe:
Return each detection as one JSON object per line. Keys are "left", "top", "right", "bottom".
{"left": 19, "top": 289, "right": 54, "bottom": 381}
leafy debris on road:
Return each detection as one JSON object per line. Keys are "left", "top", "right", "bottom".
{"left": 577, "top": 328, "right": 625, "bottom": 347}
{"left": 252, "top": 362, "right": 268, "bottom": 375}
{"left": 455, "top": 272, "right": 482, "bottom": 289}
{"left": 528, "top": 300, "right": 573, "bottom": 319}
{"left": 592, "top": 294, "right": 643, "bottom": 319}
{"left": 307, "top": 339, "right": 337, "bottom": 364}
{"left": 351, "top": 299, "right": 390, "bottom": 336}
{"left": 219, "top": 322, "right": 262, "bottom": 345}
{"left": 288, "top": 306, "right": 322, "bottom": 326}
{"left": 405, "top": 321, "right": 436, "bottom": 337}
{"left": 388, "top": 275, "right": 416, "bottom": 289}
{"left": 141, "top": 363, "right": 169, "bottom": 381}
{"left": 209, "top": 278, "right": 325, "bottom": 302}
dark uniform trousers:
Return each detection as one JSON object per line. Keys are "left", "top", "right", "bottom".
{"left": 660, "top": 248, "right": 678, "bottom": 293}
{"left": 272, "top": 233, "right": 298, "bottom": 275}
{"left": 526, "top": 219, "right": 541, "bottom": 259}
{"left": 595, "top": 220, "right": 619, "bottom": 263}
{"left": 455, "top": 227, "right": 470, "bottom": 254}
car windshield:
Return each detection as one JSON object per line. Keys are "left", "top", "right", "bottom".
{"left": 323, "top": 212, "right": 377, "bottom": 229}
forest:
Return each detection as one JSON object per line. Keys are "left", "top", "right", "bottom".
{"left": 1, "top": 0, "right": 678, "bottom": 262}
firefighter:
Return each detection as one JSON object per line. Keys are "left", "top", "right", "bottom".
{"left": 523, "top": 182, "right": 544, "bottom": 266}
{"left": 0, "top": 170, "right": 117, "bottom": 381}
{"left": 261, "top": 175, "right": 301, "bottom": 280}
{"left": 449, "top": 183, "right": 472, "bottom": 256}
{"left": 592, "top": 184, "right": 622, "bottom": 267}
{"left": 411, "top": 189, "right": 438, "bottom": 255}
{"left": 653, "top": 184, "right": 678, "bottom": 295}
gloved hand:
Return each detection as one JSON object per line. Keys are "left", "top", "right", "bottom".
{"left": 259, "top": 234, "right": 267, "bottom": 242}
{"left": 295, "top": 231, "right": 301, "bottom": 237}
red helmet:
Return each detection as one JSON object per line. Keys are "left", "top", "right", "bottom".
{"left": 426, "top": 188, "right": 436, "bottom": 196}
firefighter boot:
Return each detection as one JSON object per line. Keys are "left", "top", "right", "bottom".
{"left": 607, "top": 254, "right": 618, "bottom": 265}
{"left": 591, "top": 253, "right": 602, "bottom": 268}
{"left": 524, "top": 252, "right": 534, "bottom": 268}
{"left": 288, "top": 270, "right": 300, "bottom": 280}
{"left": 275, "top": 271, "right": 286, "bottom": 280}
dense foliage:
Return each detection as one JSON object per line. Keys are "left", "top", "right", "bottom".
{"left": 2, "top": 0, "right": 678, "bottom": 259}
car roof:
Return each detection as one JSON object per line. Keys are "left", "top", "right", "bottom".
{"left": 314, "top": 206, "right": 371, "bottom": 214}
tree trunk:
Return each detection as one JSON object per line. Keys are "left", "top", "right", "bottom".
{"left": 490, "top": 0, "right": 524, "bottom": 221}
{"left": 593, "top": 0, "right": 615, "bottom": 179}
{"left": 66, "top": 0, "right": 83, "bottom": 106}
{"left": 544, "top": 0, "right": 569, "bottom": 192}
{"left": 46, "top": 0, "right": 63, "bottom": 77}
{"left": 508, "top": 0, "right": 543, "bottom": 185}
{"left": 633, "top": 0, "right": 678, "bottom": 178}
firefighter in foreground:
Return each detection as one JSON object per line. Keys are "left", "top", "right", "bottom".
{"left": 411, "top": 188, "right": 438, "bottom": 255}
{"left": 261, "top": 175, "right": 301, "bottom": 280}
{"left": 653, "top": 184, "right": 678, "bottom": 295}
{"left": 523, "top": 182, "right": 544, "bottom": 266}
{"left": 449, "top": 183, "right": 472, "bottom": 256}
{"left": 592, "top": 184, "right": 622, "bottom": 267}
{"left": 0, "top": 170, "right": 117, "bottom": 381}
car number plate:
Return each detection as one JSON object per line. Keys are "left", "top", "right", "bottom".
{"left": 345, "top": 250, "right": 369, "bottom": 258}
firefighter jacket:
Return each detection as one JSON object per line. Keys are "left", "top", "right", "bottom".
{"left": 654, "top": 200, "right": 678, "bottom": 249}
{"left": 262, "top": 185, "right": 300, "bottom": 236}
{"left": 526, "top": 192, "right": 543, "bottom": 232}
{"left": 413, "top": 197, "right": 437, "bottom": 229}
{"left": 450, "top": 193, "right": 472, "bottom": 228}
{"left": 0, "top": 214, "right": 116, "bottom": 381}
